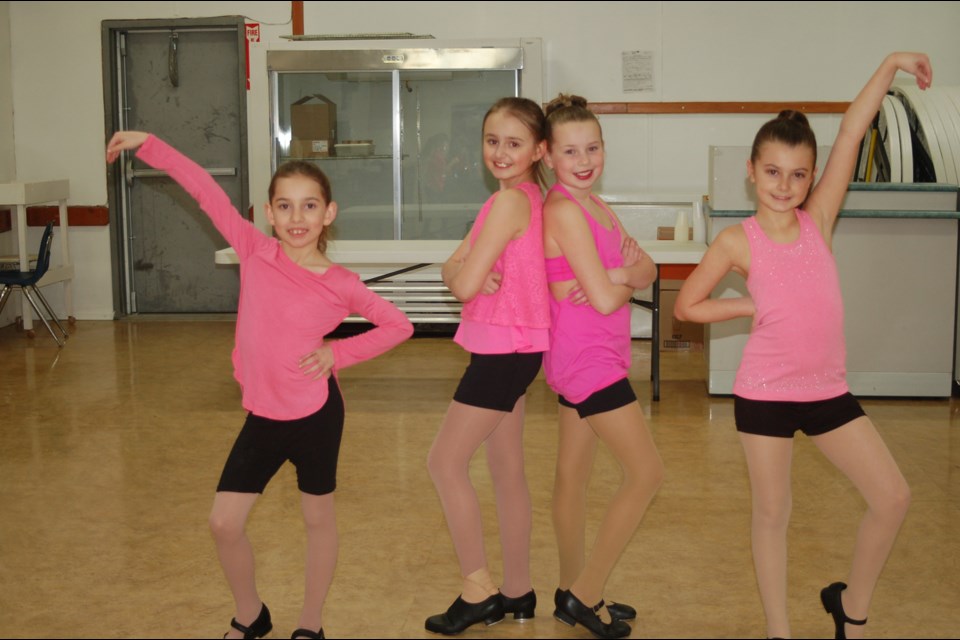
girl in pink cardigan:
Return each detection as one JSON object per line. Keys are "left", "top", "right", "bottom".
{"left": 107, "top": 131, "right": 413, "bottom": 640}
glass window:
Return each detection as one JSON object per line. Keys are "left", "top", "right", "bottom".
{"left": 271, "top": 53, "right": 521, "bottom": 240}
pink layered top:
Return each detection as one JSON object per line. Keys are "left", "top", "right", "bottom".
{"left": 543, "top": 184, "right": 631, "bottom": 403}
{"left": 454, "top": 182, "right": 550, "bottom": 354}
{"left": 136, "top": 135, "right": 413, "bottom": 420}
{"left": 733, "top": 209, "right": 848, "bottom": 401}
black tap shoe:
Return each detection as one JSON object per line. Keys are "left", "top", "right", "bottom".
{"left": 553, "top": 589, "right": 631, "bottom": 639}
{"left": 425, "top": 593, "right": 505, "bottom": 635}
{"left": 554, "top": 588, "right": 635, "bottom": 622}
{"left": 500, "top": 589, "right": 536, "bottom": 619}
{"left": 226, "top": 603, "right": 272, "bottom": 639}
{"left": 820, "top": 581, "right": 867, "bottom": 640}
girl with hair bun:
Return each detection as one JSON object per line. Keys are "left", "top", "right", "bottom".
{"left": 542, "top": 93, "right": 662, "bottom": 640}
{"left": 675, "top": 53, "right": 932, "bottom": 639}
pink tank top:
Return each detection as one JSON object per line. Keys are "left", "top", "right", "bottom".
{"left": 733, "top": 209, "right": 848, "bottom": 401}
{"left": 455, "top": 182, "right": 550, "bottom": 354}
{"left": 543, "top": 183, "right": 631, "bottom": 403}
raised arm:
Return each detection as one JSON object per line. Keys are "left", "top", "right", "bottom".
{"left": 442, "top": 189, "right": 528, "bottom": 302}
{"left": 106, "top": 130, "right": 150, "bottom": 162}
{"left": 806, "top": 53, "right": 932, "bottom": 234}
{"left": 106, "top": 131, "right": 261, "bottom": 257}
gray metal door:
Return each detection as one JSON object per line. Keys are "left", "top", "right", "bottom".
{"left": 112, "top": 23, "right": 246, "bottom": 313}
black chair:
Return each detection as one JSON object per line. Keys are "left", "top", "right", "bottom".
{"left": 0, "top": 222, "right": 68, "bottom": 346}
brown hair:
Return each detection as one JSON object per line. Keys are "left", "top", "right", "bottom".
{"left": 268, "top": 161, "right": 335, "bottom": 253}
{"left": 544, "top": 93, "right": 601, "bottom": 148}
{"left": 482, "top": 97, "right": 548, "bottom": 188}
{"left": 751, "top": 109, "right": 818, "bottom": 166}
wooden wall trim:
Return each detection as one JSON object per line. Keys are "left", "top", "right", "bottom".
{"left": 25, "top": 205, "right": 110, "bottom": 226}
{"left": 292, "top": 1, "right": 304, "bottom": 36}
{"left": 589, "top": 101, "right": 851, "bottom": 115}
{"left": 1, "top": 206, "right": 111, "bottom": 229}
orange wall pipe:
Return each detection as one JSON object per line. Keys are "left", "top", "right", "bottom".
{"left": 292, "top": 2, "right": 304, "bottom": 36}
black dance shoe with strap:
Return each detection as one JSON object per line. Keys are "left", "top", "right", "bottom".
{"left": 226, "top": 603, "right": 272, "bottom": 639}
{"left": 553, "top": 589, "right": 631, "bottom": 639}
{"left": 820, "top": 581, "right": 867, "bottom": 640}
{"left": 290, "top": 628, "right": 324, "bottom": 639}
{"left": 425, "top": 593, "right": 505, "bottom": 635}
{"left": 500, "top": 589, "right": 536, "bottom": 619}
{"left": 554, "top": 588, "right": 636, "bottom": 622}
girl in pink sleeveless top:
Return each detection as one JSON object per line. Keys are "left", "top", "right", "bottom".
{"left": 425, "top": 98, "right": 549, "bottom": 634}
{"left": 544, "top": 181, "right": 632, "bottom": 404}
{"left": 542, "top": 94, "right": 661, "bottom": 640}
{"left": 675, "top": 53, "right": 931, "bottom": 640}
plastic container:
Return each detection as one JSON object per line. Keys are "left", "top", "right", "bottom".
{"left": 673, "top": 210, "right": 690, "bottom": 242}
{"left": 691, "top": 199, "right": 706, "bottom": 243}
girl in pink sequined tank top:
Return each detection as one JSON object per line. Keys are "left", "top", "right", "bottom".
{"left": 675, "top": 53, "right": 932, "bottom": 640}
{"left": 542, "top": 94, "right": 662, "bottom": 640}
{"left": 425, "top": 98, "right": 548, "bottom": 633}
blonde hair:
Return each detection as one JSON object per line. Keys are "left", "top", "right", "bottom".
{"left": 483, "top": 97, "right": 548, "bottom": 188}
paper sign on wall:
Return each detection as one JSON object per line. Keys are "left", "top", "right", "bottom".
{"left": 622, "top": 50, "right": 654, "bottom": 93}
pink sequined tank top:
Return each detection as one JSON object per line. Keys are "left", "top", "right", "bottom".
{"left": 733, "top": 209, "right": 848, "bottom": 401}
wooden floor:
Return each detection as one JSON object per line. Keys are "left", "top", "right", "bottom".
{"left": 1, "top": 319, "right": 958, "bottom": 639}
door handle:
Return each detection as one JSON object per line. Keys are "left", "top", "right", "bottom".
{"left": 125, "top": 158, "right": 236, "bottom": 186}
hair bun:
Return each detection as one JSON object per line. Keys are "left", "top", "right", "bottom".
{"left": 545, "top": 93, "right": 589, "bottom": 117}
{"left": 778, "top": 109, "right": 810, "bottom": 127}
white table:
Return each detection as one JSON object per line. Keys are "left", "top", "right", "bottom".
{"left": 216, "top": 239, "right": 707, "bottom": 400}
{"left": 0, "top": 180, "right": 74, "bottom": 332}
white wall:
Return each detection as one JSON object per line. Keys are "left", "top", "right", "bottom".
{"left": 0, "top": 1, "right": 15, "bottom": 326}
{"left": 6, "top": 1, "right": 960, "bottom": 321}
{"left": 0, "top": 1, "right": 13, "bottom": 182}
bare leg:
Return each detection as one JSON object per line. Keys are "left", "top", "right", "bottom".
{"left": 295, "top": 492, "right": 338, "bottom": 636}
{"left": 553, "top": 405, "right": 598, "bottom": 590}
{"left": 811, "top": 416, "right": 910, "bottom": 640}
{"left": 738, "top": 433, "right": 794, "bottom": 639}
{"left": 209, "top": 491, "right": 262, "bottom": 639}
{"left": 427, "top": 400, "right": 507, "bottom": 601}
{"left": 566, "top": 402, "right": 664, "bottom": 606}
{"left": 485, "top": 396, "right": 532, "bottom": 597}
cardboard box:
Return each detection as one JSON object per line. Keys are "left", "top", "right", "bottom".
{"left": 290, "top": 93, "right": 337, "bottom": 146}
{"left": 290, "top": 138, "right": 332, "bottom": 158}
{"left": 656, "top": 226, "right": 693, "bottom": 241}
{"left": 659, "top": 280, "right": 704, "bottom": 351}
